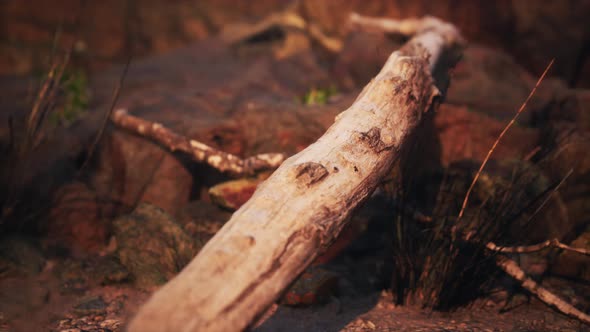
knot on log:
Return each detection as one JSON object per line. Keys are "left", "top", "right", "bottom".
{"left": 292, "top": 162, "right": 329, "bottom": 187}
{"left": 358, "top": 127, "right": 395, "bottom": 153}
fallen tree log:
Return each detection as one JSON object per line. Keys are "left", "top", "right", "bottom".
{"left": 128, "top": 15, "right": 463, "bottom": 332}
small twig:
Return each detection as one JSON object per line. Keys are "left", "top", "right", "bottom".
{"left": 486, "top": 238, "right": 590, "bottom": 256}
{"left": 458, "top": 59, "right": 554, "bottom": 220}
{"left": 524, "top": 168, "right": 572, "bottom": 225}
{"left": 32, "top": 52, "right": 70, "bottom": 149}
{"left": 110, "top": 109, "right": 285, "bottom": 177}
{"left": 26, "top": 60, "right": 60, "bottom": 150}
{"left": 78, "top": 58, "right": 131, "bottom": 174}
{"left": 523, "top": 146, "right": 541, "bottom": 161}
{"left": 495, "top": 255, "right": 590, "bottom": 325}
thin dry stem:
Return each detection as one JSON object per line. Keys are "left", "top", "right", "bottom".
{"left": 458, "top": 59, "right": 554, "bottom": 220}
{"left": 78, "top": 58, "right": 130, "bottom": 174}
{"left": 525, "top": 168, "right": 572, "bottom": 225}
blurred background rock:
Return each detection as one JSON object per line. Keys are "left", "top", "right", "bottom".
{"left": 1, "top": 0, "right": 589, "bottom": 87}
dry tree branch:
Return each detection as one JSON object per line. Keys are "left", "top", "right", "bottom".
{"left": 110, "top": 109, "right": 286, "bottom": 177}
{"left": 486, "top": 239, "right": 590, "bottom": 256}
{"left": 128, "top": 14, "right": 463, "bottom": 332}
{"left": 496, "top": 255, "right": 590, "bottom": 324}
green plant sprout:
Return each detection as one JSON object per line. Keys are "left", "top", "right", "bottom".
{"left": 301, "top": 85, "right": 338, "bottom": 106}
{"left": 49, "top": 68, "right": 90, "bottom": 125}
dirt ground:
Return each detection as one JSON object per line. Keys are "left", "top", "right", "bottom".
{"left": 1, "top": 274, "right": 587, "bottom": 331}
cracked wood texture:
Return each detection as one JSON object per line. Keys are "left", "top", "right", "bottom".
{"left": 129, "top": 15, "right": 463, "bottom": 332}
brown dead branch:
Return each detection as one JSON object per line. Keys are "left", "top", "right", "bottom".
{"left": 496, "top": 255, "right": 590, "bottom": 324}
{"left": 128, "top": 14, "right": 463, "bottom": 332}
{"left": 110, "top": 109, "right": 285, "bottom": 177}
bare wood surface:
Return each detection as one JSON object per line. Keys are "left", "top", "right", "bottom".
{"left": 111, "top": 109, "right": 285, "bottom": 177}
{"left": 128, "top": 15, "right": 463, "bottom": 332}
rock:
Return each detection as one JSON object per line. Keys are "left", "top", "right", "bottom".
{"left": 88, "top": 38, "right": 340, "bottom": 215}
{"left": 176, "top": 200, "right": 232, "bottom": 248}
{"left": 530, "top": 85, "right": 590, "bottom": 246}
{"left": 280, "top": 266, "right": 339, "bottom": 306}
{"left": 551, "top": 228, "right": 590, "bottom": 282}
{"left": 94, "top": 256, "right": 130, "bottom": 286}
{"left": 45, "top": 181, "right": 109, "bottom": 256}
{"left": 435, "top": 104, "right": 539, "bottom": 166}
{"left": 56, "top": 255, "right": 130, "bottom": 290}
{"left": 538, "top": 87, "right": 590, "bottom": 139}
{"left": 90, "top": 131, "right": 194, "bottom": 216}
{"left": 0, "top": 278, "right": 49, "bottom": 318}
{"left": 113, "top": 203, "right": 197, "bottom": 290}
{"left": 445, "top": 45, "right": 536, "bottom": 122}
{"left": 3, "top": 0, "right": 590, "bottom": 88}
{"left": 302, "top": 1, "right": 590, "bottom": 88}
{"left": 208, "top": 177, "right": 263, "bottom": 211}
{"left": 333, "top": 29, "right": 404, "bottom": 88}
{"left": 55, "top": 315, "right": 123, "bottom": 332}
{"left": 0, "top": 236, "right": 45, "bottom": 277}
{"left": 56, "top": 259, "right": 90, "bottom": 295}
{"left": 509, "top": 1, "right": 590, "bottom": 87}
{"left": 0, "top": 0, "right": 287, "bottom": 74}
{"left": 73, "top": 296, "right": 108, "bottom": 317}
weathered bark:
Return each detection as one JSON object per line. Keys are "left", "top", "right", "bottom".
{"left": 128, "top": 15, "right": 463, "bottom": 332}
